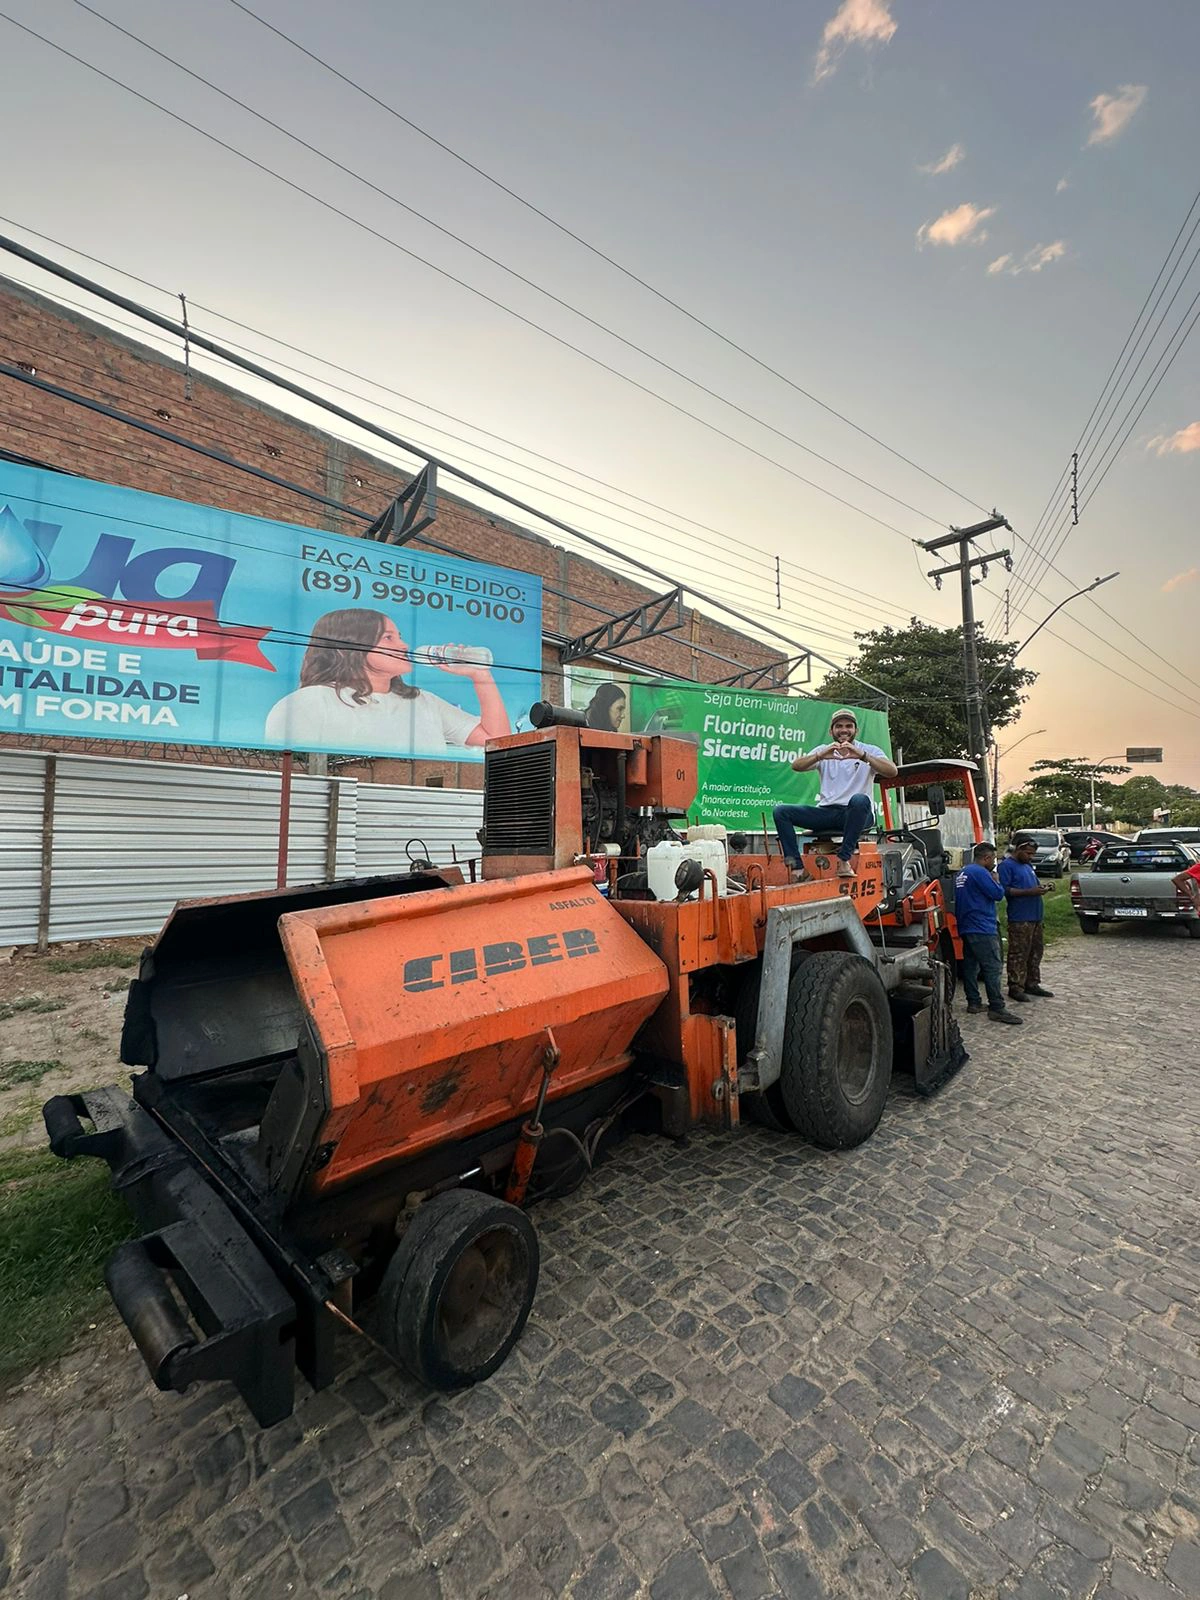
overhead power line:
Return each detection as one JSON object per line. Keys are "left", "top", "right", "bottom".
{"left": 0, "top": 239, "right": 941, "bottom": 639}
{"left": 0, "top": 324, "right": 873, "bottom": 648}
{"left": 1009, "top": 267, "right": 1200, "bottom": 634}
{"left": 976, "top": 585, "right": 1200, "bottom": 725}
{"left": 0, "top": 262, "right": 891, "bottom": 692}
{"left": 11, "top": 228, "right": 1195, "bottom": 721}
{"left": 224, "top": 0, "right": 989, "bottom": 516}
{"left": 0, "top": 225, "right": 931, "bottom": 627}
{"left": 9, "top": 7, "right": 938, "bottom": 545}
{"left": 999, "top": 182, "right": 1200, "bottom": 625}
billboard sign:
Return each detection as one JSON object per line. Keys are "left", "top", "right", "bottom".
{"left": 0, "top": 463, "right": 542, "bottom": 760}
{"left": 565, "top": 663, "right": 633, "bottom": 733}
{"left": 625, "top": 680, "right": 891, "bottom": 829}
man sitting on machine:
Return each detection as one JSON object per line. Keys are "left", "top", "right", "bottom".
{"left": 774, "top": 709, "right": 898, "bottom": 880}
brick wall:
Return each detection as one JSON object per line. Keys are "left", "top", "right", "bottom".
{"left": 0, "top": 277, "right": 784, "bottom": 785}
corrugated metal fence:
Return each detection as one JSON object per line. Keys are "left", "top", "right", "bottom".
{"left": 0, "top": 748, "right": 483, "bottom": 946}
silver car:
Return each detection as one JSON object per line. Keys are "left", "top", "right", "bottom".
{"left": 1019, "top": 829, "right": 1071, "bottom": 878}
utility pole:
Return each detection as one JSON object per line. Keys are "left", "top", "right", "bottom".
{"left": 921, "top": 513, "right": 1012, "bottom": 838}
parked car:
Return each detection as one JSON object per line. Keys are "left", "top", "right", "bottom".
{"left": 1136, "top": 827, "right": 1200, "bottom": 847}
{"left": 1061, "top": 828, "right": 1127, "bottom": 862}
{"left": 1015, "top": 828, "right": 1071, "bottom": 877}
{"left": 1071, "top": 842, "right": 1200, "bottom": 937}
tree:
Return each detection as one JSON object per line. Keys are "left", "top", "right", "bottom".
{"left": 814, "top": 620, "right": 1037, "bottom": 764}
{"left": 997, "top": 757, "right": 1129, "bottom": 831}
{"left": 1114, "top": 774, "right": 1168, "bottom": 825}
{"left": 1028, "top": 757, "right": 1129, "bottom": 815}
{"left": 996, "top": 789, "right": 1055, "bottom": 831}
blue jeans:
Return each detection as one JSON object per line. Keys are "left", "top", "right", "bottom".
{"left": 773, "top": 795, "right": 874, "bottom": 864}
{"left": 962, "top": 933, "right": 1006, "bottom": 1012}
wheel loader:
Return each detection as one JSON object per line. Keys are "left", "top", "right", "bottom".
{"left": 43, "top": 709, "right": 968, "bottom": 1425}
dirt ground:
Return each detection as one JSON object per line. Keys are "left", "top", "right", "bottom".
{"left": 0, "top": 939, "right": 145, "bottom": 1151}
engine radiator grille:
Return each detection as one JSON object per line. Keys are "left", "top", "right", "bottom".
{"left": 483, "top": 742, "right": 557, "bottom": 855}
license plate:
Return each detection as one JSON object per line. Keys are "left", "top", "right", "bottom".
{"left": 1113, "top": 907, "right": 1148, "bottom": 917}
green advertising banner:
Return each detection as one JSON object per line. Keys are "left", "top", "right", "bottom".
{"left": 629, "top": 682, "right": 891, "bottom": 830}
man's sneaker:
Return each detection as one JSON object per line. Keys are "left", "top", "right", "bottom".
{"left": 1007, "top": 989, "right": 1030, "bottom": 1002}
{"left": 989, "top": 1009, "right": 1023, "bottom": 1026}
{"left": 836, "top": 859, "right": 855, "bottom": 879}
{"left": 966, "top": 1003, "right": 983, "bottom": 1016}
{"left": 1025, "top": 984, "right": 1055, "bottom": 998}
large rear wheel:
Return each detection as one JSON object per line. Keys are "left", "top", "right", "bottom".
{"left": 378, "top": 1189, "right": 539, "bottom": 1390}
{"left": 778, "top": 951, "right": 893, "bottom": 1149}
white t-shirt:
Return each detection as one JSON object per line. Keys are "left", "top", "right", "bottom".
{"left": 265, "top": 684, "right": 481, "bottom": 755}
{"left": 815, "top": 743, "right": 887, "bottom": 808}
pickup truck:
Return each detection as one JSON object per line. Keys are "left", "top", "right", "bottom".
{"left": 1071, "top": 842, "right": 1200, "bottom": 937}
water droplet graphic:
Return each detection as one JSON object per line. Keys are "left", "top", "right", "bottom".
{"left": 0, "top": 512, "right": 52, "bottom": 594}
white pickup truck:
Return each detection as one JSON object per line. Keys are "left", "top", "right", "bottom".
{"left": 1071, "top": 841, "right": 1200, "bottom": 938}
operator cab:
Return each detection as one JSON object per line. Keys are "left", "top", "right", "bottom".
{"left": 877, "top": 759, "right": 984, "bottom": 911}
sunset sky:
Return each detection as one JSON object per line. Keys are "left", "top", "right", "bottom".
{"left": 2, "top": 0, "right": 1198, "bottom": 790}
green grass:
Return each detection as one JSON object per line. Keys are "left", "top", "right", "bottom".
{"left": 0, "top": 997, "right": 65, "bottom": 1022}
{"left": 1039, "top": 884, "right": 1080, "bottom": 944}
{"left": 45, "top": 950, "right": 138, "bottom": 973}
{"left": 0, "top": 1060, "right": 63, "bottom": 1089}
{"left": 0, "top": 1098, "right": 42, "bottom": 1139}
{"left": 0, "top": 1146, "right": 132, "bottom": 1385}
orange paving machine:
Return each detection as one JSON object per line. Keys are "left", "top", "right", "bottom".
{"left": 44, "top": 712, "right": 966, "bottom": 1425}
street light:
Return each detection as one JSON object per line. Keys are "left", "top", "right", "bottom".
{"left": 1088, "top": 754, "right": 1125, "bottom": 828}
{"left": 985, "top": 572, "right": 1119, "bottom": 692}
{"left": 991, "top": 728, "right": 1046, "bottom": 820}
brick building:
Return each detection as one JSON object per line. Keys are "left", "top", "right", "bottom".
{"left": 0, "top": 276, "right": 785, "bottom": 786}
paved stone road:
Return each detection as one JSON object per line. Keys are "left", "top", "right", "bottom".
{"left": 3, "top": 928, "right": 1200, "bottom": 1600}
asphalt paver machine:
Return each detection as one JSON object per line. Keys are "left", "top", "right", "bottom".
{"left": 44, "top": 713, "right": 966, "bottom": 1424}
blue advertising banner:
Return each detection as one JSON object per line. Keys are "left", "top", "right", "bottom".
{"left": 0, "top": 463, "right": 543, "bottom": 759}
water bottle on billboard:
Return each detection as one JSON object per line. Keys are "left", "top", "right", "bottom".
{"left": 425, "top": 644, "right": 494, "bottom": 668}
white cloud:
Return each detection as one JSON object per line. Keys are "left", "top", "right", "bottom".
{"left": 813, "top": 0, "right": 897, "bottom": 83}
{"left": 916, "top": 202, "right": 996, "bottom": 248}
{"left": 1087, "top": 84, "right": 1148, "bottom": 146}
{"left": 1148, "top": 421, "right": 1200, "bottom": 457}
{"left": 1022, "top": 240, "right": 1067, "bottom": 272}
{"left": 919, "top": 143, "right": 965, "bottom": 176}
{"left": 987, "top": 241, "right": 1068, "bottom": 276}
{"left": 1162, "top": 567, "right": 1199, "bottom": 593}
{"left": 1056, "top": 176, "right": 1070, "bottom": 193}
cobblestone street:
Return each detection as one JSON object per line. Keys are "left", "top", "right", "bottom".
{"left": 3, "top": 928, "right": 1199, "bottom": 1600}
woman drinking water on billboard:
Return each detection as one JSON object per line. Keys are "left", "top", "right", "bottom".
{"left": 265, "top": 608, "right": 510, "bottom": 755}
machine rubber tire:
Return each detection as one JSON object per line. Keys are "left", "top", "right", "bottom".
{"left": 778, "top": 951, "right": 893, "bottom": 1150}
{"left": 1079, "top": 917, "right": 1098, "bottom": 935}
{"left": 734, "top": 950, "right": 811, "bottom": 1132}
{"left": 378, "top": 1189, "right": 539, "bottom": 1390}
{"left": 1186, "top": 921, "right": 1200, "bottom": 940}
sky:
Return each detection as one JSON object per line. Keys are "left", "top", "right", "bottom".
{"left": 1, "top": 0, "right": 1199, "bottom": 791}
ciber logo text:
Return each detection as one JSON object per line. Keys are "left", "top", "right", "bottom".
{"left": 403, "top": 928, "right": 600, "bottom": 992}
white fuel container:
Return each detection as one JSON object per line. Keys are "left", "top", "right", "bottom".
{"left": 646, "top": 838, "right": 729, "bottom": 902}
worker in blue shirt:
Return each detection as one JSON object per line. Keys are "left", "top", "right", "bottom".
{"left": 954, "top": 842, "right": 1021, "bottom": 1024}
{"left": 998, "top": 835, "right": 1054, "bottom": 1002}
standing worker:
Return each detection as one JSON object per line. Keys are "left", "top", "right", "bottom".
{"left": 1171, "top": 855, "right": 1200, "bottom": 910}
{"left": 954, "top": 843, "right": 1022, "bottom": 1025}
{"left": 999, "top": 835, "right": 1055, "bottom": 1002}
{"left": 773, "top": 710, "right": 897, "bottom": 880}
